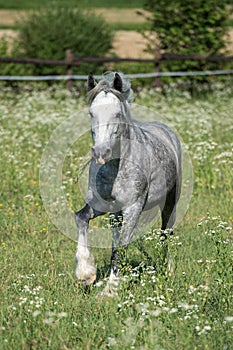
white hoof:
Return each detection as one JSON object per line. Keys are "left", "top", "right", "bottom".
{"left": 97, "top": 271, "right": 120, "bottom": 297}
{"left": 76, "top": 273, "right": 96, "bottom": 286}
{"left": 75, "top": 254, "right": 97, "bottom": 285}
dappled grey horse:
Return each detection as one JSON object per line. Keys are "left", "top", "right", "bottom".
{"left": 75, "top": 72, "right": 182, "bottom": 287}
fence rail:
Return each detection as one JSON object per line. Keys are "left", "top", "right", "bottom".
{"left": 1, "top": 53, "right": 233, "bottom": 66}
{"left": 1, "top": 50, "right": 233, "bottom": 89}
{"left": 1, "top": 70, "right": 233, "bottom": 81}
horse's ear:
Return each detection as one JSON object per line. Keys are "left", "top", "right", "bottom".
{"left": 113, "top": 73, "right": 123, "bottom": 92}
{"left": 87, "top": 72, "right": 96, "bottom": 91}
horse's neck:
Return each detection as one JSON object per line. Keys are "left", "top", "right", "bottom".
{"left": 119, "top": 105, "right": 147, "bottom": 168}
{"left": 119, "top": 105, "right": 136, "bottom": 160}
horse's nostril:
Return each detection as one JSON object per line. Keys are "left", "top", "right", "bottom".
{"left": 105, "top": 148, "right": 111, "bottom": 157}
{"left": 91, "top": 146, "right": 99, "bottom": 158}
{"left": 91, "top": 145, "right": 111, "bottom": 162}
{"left": 91, "top": 148, "right": 95, "bottom": 159}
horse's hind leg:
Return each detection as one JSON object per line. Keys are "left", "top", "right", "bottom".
{"left": 160, "top": 185, "right": 178, "bottom": 273}
{"left": 160, "top": 185, "right": 177, "bottom": 236}
{"left": 75, "top": 204, "right": 103, "bottom": 285}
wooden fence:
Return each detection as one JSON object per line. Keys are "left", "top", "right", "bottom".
{"left": 1, "top": 49, "right": 233, "bottom": 89}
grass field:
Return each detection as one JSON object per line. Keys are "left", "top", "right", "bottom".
{"left": 0, "top": 83, "right": 233, "bottom": 349}
{"left": 0, "top": 0, "right": 145, "bottom": 9}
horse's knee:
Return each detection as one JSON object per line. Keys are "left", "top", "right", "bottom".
{"left": 75, "top": 211, "right": 84, "bottom": 226}
{"left": 75, "top": 205, "right": 93, "bottom": 227}
{"left": 75, "top": 213, "right": 85, "bottom": 230}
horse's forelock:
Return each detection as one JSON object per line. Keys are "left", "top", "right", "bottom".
{"left": 88, "top": 80, "right": 127, "bottom": 105}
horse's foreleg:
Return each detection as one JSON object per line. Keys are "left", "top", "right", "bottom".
{"left": 75, "top": 204, "right": 102, "bottom": 285}
{"left": 120, "top": 198, "right": 146, "bottom": 246}
{"left": 110, "top": 212, "right": 122, "bottom": 276}
{"left": 98, "top": 213, "right": 122, "bottom": 297}
{"left": 100, "top": 201, "right": 144, "bottom": 297}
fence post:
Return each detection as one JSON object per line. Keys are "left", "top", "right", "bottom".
{"left": 66, "top": 49, "right": 74, "bottom": 91}
{"left": 153, "top": 47, "right": 162, "bottom": 88}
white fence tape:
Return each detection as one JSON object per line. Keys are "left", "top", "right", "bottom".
{"left": 0, "top": 69, "right": 233, "bottom": 81}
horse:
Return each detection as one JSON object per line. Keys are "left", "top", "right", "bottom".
{"left": 75, "top": 72, "right": 182, "bottom": 289}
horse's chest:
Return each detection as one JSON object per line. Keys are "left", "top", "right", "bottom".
{"left": 95, "top": 163, "right": 118, "bottom": 201}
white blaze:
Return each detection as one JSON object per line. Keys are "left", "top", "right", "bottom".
{"left": 90, "top": 91, "right": 122, "bottom": 145}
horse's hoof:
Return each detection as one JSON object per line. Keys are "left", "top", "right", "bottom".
{"left": 96, "top": 289, "right": 118, "bottom": 299}
{"left": 85, "top": 273, "right": 96, "bottom": 285}
{"left": 96, "top": 277, "right": 120, "bottom": 298}
{"left": 77, "top": 273, "right": 96, "bottom": 286}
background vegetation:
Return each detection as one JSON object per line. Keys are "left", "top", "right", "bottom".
{"left": 0, "top": 8, "right": 113, "bottom": 76}
{"left": 143, "top": 0, "right": 232, "bottom": 82}
{"left": 0, "top": 84, "right": 232, "bottom": 349}
{"left": 0, "top": 0, "right": 145, "bottom": 9}
{"left": 0, "top": 1, "right": 232, "bottom": 348}
{"left": 0, "top": 0, "right": 232, "bottom": 84}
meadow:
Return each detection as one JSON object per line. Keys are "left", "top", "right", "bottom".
{"left": 0, "top": 81, "right": 233, "bottom": 349}
{"left": 0, "top": 0, "right": 145, "bottom": 9}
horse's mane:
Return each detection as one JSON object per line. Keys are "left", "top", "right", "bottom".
{"left": 88, "top": 71, "right": 134, "bottom": 104}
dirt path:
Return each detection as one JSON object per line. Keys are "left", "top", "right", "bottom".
{"left": 228, "top": 30, "right": 233, "bottom": 53}
{"left": 0, "top": 8, "right": 148, "bottom": 25}
{"left": 94, "top": 8, "right": 148, "bottom": 23}
{"left": 112, "top": 31, "right": 155, "bottom": 58}
{"left": 0, "top": 10, "right": 26, "bottom": 25}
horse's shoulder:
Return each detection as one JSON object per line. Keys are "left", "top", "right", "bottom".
{"left": 134, "top": 120, "right": 181, "bottom": 157}
{"left": 134, "top": 120, "right": 175, "bottom": 138}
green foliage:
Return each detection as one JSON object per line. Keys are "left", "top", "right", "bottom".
{"left": 0, "top": 36, "right": 8, "bottom": 56}
{"left": 109, "top": 22, "right": 150, "bottom": 31}
{"left": 0, "top": 37, "right": 34, "bottom": 78}
{"left": 144, "top": 0, "right": 230, "bottom": 54}
{"left": 144, "top": 0, "right": 232, "bottom": 80}
{"left": 14, "top": 8, "right": 113, "bottom": 75}
{"left": 112, "top": 61, "right": 154, "bottom": 86}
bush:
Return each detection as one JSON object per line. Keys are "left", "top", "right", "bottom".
{"left": 14, "top": 8, "right": 113, "bottom": 75}
{"left": 143, "top": 0, "right": 232, "bottom": 82}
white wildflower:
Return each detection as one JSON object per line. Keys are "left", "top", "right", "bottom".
{"left": 225, "top": 316, "right": 233, "bottom": 322}
{"left": 32, "top": 310, "right": 41, "bottom": 317}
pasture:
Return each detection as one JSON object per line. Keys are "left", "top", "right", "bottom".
{"left": 0, "top": 83, "right": 233, "bottom": 349}
{"left": 0, "top": 0, "right": 145, "bottom": 9}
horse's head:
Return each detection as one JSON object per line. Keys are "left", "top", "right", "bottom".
{"left": 88, "top": 73, "right": 128, "bottom": 165}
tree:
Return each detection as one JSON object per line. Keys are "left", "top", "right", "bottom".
{"left": 144, "top": 0, "right": 231, "bottom": 78}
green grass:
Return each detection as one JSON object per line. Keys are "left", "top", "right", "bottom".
{"left": 0, "top": 84, "right": 233, "bottom": 349}
{"left": 0, "top": 24, "right": 19, "bottom": 30}
{"left": 0, "top": 0, "right": 145, "bottom": 9}
{"left": 227, "top": 18, "right": 233, "bottom": 27}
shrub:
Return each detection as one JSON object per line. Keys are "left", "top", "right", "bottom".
{"left": 0, "top": 37, "right": 35, "bottom": 89}
{"left": 15, "top": 8, "right": 113, "bottom": 75}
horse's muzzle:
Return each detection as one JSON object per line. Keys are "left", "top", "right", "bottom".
{"left": 91, "top": 145, "right": 112, "bottom": 165}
